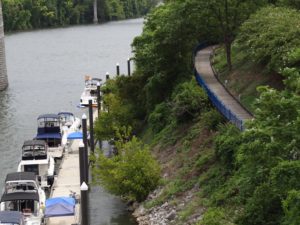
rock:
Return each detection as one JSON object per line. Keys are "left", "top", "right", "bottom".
{"left": 161, "top": 202, "right": 168, "bottom": 208}
{"left": 166, "top": 209, "right": 176, "bottom": 221}
{"left": 133, "top": 205, "right": 146, "bottom": 217}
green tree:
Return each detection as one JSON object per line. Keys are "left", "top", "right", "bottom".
{"left": 201, "top": 0, "right": 267, "bottom": 70}
{"left": 92, "top": 136, "right": 160, "bottom": 201}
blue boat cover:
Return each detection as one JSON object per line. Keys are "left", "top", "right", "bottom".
{"left": 36, "top": 133, "right": 62, "bottom": 139}
{"left": 45, "top": 197, "right": 75, "bottom": 218}
{"left": 67, "top": 132, "right": 83, "bottom": 140}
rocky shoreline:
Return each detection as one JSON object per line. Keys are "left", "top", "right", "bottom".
{"left": 132, "top": 187, "right": 203, "bottom": 225}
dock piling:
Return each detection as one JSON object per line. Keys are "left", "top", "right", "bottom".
{"left": 82, "top": 114, "right": 89, "bottom": 183}
{"left": 80, "top": 182, "right": 89, "bottom": 225}
{"left": 116, "top": 63, "right": 120, "bottom": 76}
{"left": 88, "top": 100, "right": 95, "bottom": 154}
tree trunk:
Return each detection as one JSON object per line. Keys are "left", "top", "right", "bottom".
{"left": 224, "top": 38, "right": 232, "bottom": 71}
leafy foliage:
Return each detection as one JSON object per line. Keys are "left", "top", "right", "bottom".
{"left": 236, "top": 6, "right": 300, "bottom": 72}
{"left": 282, "top": 190, "right": 300, "bottom": 225}
{"left": 92, "top": 136, "right": 160, "bottom": 202}
{"left": 1, "top": 0, "right": 157, "bottom": 31}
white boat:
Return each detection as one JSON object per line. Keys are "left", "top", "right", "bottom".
{"left": 17, "top": 140, "right": 55, "bottom": 189}
{"left": 58, "top": 112, "right": 81, "bottom": 147}
{"left": 80, "top": 77, "right": 102, "bottom": 107}
{"left": 35, "top": 114, "right": 63, "bottom": 159}
{"left": 0, "top": 172, "right": 46, "bottom": 225}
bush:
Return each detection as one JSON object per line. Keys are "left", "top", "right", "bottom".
{"left": 148, "top": 102, "right": 172, "bottom": 133}
{"left": 270, "top": 160, "right": 300, "bottom": 197}
{"left": 198, "top": 207, "right": 231, "bottom": 225}
{"left": 92, "top": 136, "right": 160, "bottom": 202}
{"left": 214, "top": 124, "right": 241, "bottom": 171}
{"left": 236, "top": 183, "right": 282, "bottom": 225}
{"left": 282, "top": 190, "right": 300, "bottom": 225}
{"left": 171, "top": 79, "right": 210, "bottom": 123}
{"left": 201, "top": 109, "right": 225, "bottom": 130}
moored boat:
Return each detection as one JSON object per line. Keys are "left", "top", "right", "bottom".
{"left": 0, "top": 172, "right": 46, "bottom": 225}
{"left": 79, "top": 77, "right": 101, "bottom": 107}
{"left": 35, "top": 114, "right": 63, "bottom": 159}
{"left": 17, "top": 140, "right": 55, "bottom": 189}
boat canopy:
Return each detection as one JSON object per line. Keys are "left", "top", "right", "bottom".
{"left": 5, "top": 172, "right": 36, "bottom": 183}
{"left": 37, "top": 114, "right": 60, "bottom": 120}
{"left": 23, "top": 140, "right": 46, "bottom": 147}
{"left": 1, "top": 192, "right": 39, "bottom": 202}
{"left": 45, "top": 197, "right": 75, "bottom": 218}
{"left": 67, "top": 132, "right": 83, "bottom": 140}
{"left": 58, "top": 112, "right": 74, "bottom": 116}
{"left": 0, "top": 211, "right": 24, "bottom": 224}
{"left": 35, "top": 133, "right": 61, "bottom": 140}
{"left": 22, "top": 140, "right": 47, "bottom": 160}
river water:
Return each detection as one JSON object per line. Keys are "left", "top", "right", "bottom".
{"left": 0, "top": 18, "right": 143, "bottom": 224}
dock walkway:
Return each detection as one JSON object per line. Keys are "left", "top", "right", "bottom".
{"left": 47, "top": 140, "right": 81, "bottom": 225}
{"left": 194, "top": 46, "right": 253, "bottom": 126}
{"left": 47, "top": 109, "right": 98, "bottom": 225}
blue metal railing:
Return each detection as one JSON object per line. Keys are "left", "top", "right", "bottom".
{"left": 193, "top": 44, "right": 245, "bottom": 131}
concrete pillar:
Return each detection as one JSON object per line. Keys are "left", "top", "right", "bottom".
{"left": 0, "top": 0, "right": 8, "bottom": 91}
{"left": 93, "top": 0, "right": 98, "bottom": 24}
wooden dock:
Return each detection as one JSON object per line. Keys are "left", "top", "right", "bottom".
{"left": 194, "top": 46, "right": 253, "bottom": 121}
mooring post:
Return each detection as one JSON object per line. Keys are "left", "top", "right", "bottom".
{"left": 96, "top": 82, "right": 102, "bottom": 150}
{"left": 88, "top": 100, "right": 95, "bottom": 154}
{"left": 127, "top": 58, "right": 131, "bottom": 76}
{"left": 80, "top": 182, "right": 89, "bottom": 225}
{"left": 106, "top": 72, "right": 110, "bottom": 81}
{"left": 82, "top": 114, "right": 89, "bottom": 183}
{"left": 79, "top": 141, "right": 85, "bottom": 185}
{"left": 116, "top": 63, "right": 120, "bottom": 76}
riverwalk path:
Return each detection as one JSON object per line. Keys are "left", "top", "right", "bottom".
{"left": 194, "top": 46, "right": 253, "bottom": 124}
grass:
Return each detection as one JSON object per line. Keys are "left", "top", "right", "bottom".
{"left": 212, "top": 45, "right": 284, "bottom": 113}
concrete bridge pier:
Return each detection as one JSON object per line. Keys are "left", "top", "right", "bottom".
{"left": 0, "top": 0, "right": 8, "bottom": 91}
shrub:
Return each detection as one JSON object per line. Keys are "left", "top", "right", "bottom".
{"left": 270, "top": 160, "right": 300, "bottom": 197}
{"left": 282, "top": 190, "right": 300, "bottom": 225}
{"left": 236, "top": 183, "right": 282, "bottom": 225}
{"left": 171, "top": 79, "right": 210, "bottom": 123}
{"left": 92, "top": 136, "right": 160, "bottom": 202}
{"left": 214, "top": 124, "right": 241, "bottom": 171}
{"left": 148, "top": 102, "right": 172, "bottom": 133}
{"left": 198, "top": 207, "right": 231, "bottom": 225}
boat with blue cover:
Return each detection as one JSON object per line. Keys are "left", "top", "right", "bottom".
{"left": 35, "top": 114, "right": 63, "bottom": 159}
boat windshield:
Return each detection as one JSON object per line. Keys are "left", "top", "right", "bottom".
{"left": 4, "top": 200, "right": 39, "bottom": 216}
{"left": 22, "top": 145, "right": 46, "bottom": 159}
{"left": 5, "top": 182, "right": 37, "bottom": 194}
{"left": 37, "top": 119, "right": 60, "bottom": 128}
{"left": 59, "top": 114, "right": 75, "bottom": 124}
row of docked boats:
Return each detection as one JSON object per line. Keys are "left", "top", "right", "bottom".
{"left": 0, "top": 111, "right": 81, "bottom": 225}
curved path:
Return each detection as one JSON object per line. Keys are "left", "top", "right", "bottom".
{"left": 194, "top": 46, "right": 253, "bottom": 128}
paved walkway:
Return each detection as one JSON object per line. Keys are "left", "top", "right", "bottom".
{"left": 194, "top": 46, "right": 253, "bottom": 121}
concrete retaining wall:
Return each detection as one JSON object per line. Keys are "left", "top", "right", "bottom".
{"left": 0, "top": 0, "right": 8, "bottom": 91}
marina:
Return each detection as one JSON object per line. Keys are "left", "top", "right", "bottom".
{"left": 0, "top": 18, "right": 142, "bottom": 225}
